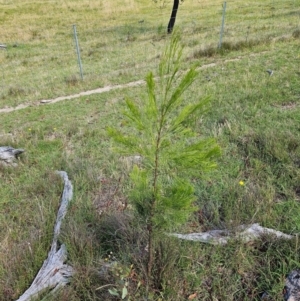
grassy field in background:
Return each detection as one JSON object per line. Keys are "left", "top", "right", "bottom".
{"left": 0, "top": 0, "right": 300, "bottom": 300}
{"left": 0, "top": 0, "right": 299, "bottom": 107}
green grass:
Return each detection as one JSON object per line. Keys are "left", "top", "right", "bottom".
{"left": 0, "top": 0, "right": 300, "bottom": 300}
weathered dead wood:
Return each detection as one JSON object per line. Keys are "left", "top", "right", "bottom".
{"left": 170, "top": 223, "right": 293, "bottom": 245}
{"left": 285, "top": 269, "right": 300, "bottom": 301}
{"left": 0, "top": 146, "right": 24, "bottom": 165}
{"left": 16, "top": 171, "right": 74, "bottom": 301}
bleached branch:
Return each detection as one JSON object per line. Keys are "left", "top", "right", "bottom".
{"left": 170, "top": 223, "right": 293, "bottom": 245}
{"left": 16, "top": 171, "right": 74, "bottom": 301}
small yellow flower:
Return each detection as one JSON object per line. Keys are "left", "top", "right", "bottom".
{"left": 28, "top": 128, "right": 32, "bottom": 131}
{"left": 239, "top": 180, "right": 245, "bottom": 186}
{"left": 53, "top": 127, "right": 57, "bottom": 131}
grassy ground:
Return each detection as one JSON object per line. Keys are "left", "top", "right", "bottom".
{"left": 0, "top": 0, "right": 300, "bottom": 300}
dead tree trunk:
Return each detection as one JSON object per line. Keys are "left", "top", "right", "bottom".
{"left": 16, "top": 171, "right": 74, "bottom": 301}
{"left": 170, "top": 223, "right": 293, "bottom": 245}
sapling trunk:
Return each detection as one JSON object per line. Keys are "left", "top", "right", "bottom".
{"left": 167, "top": 0, "right": 180, "bottom": 33}
{"left": 147, "top": 120, "right": 163, "bottom": 282}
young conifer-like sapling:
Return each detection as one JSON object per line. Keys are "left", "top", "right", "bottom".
{"left": 108, "top": 32, "right": 221, "bottom": 290}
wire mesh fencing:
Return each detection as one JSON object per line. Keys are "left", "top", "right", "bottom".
{"left": 0, "top": 0, "right": 299, "bottom": 105}
{"left": 71, "top": 0, "right": 299, "bottom": 84}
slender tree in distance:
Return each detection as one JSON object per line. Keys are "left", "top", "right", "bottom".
{"left": 153, "top": 0, "right": 182, "bottom": 33}
{"left": 167, "top": 0, "right": 180, "bottom": 33}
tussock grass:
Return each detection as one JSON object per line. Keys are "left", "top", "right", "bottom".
{"left": 0, "top": 0, "right": 300, "bottom": 300}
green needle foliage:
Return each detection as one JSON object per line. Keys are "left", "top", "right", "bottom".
{"left": 108, "top": 32, "right": 221, "bottom": 284}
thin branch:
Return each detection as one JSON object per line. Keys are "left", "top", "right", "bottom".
{"left": 95, "top": 284, "right": 117, "bottom": 291}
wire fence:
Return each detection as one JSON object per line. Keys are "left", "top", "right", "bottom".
{"left": 0, "top": 0, "right": 299, "bottom": 105}
{"left": 70, "top": 0, "right": 300, "bottom": 85}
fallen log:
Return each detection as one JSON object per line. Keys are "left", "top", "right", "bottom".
{"left": 0, "top": 146, "right": 24, "bottom": 165}
{"left": 170, "top": 223, "right": 293, "bottom": 245}
{"left": 16, "top": 171, "right": 74, "bottom": 301}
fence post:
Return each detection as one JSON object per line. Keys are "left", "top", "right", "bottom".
{"left": 218, "top": 2, "right": 227, "bottom": 49}
{"left": 72, "top": 24, "right": 83, "bottom": 80}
